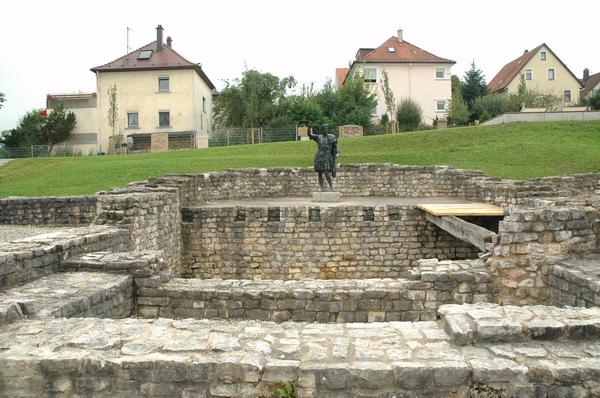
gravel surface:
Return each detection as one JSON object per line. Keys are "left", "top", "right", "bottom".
{"left": 0, "top": 225, "right": 66, "bottom": 243}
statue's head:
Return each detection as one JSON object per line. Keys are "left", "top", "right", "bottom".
{"left": 320, "top": 124, "right": 329, "bottom": 136}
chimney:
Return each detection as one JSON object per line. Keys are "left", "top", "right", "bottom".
{"left": 397, "top": 28, "right": 403, "bottom": 42}
{"left": 583, "top": 68, "right": 590, "bottom": 84}
{"left": 156, "top": 25, "right": 164, "bottom": 51}
{"left": 166, "top": 36, "right": 172, "bottom": 48}
{"left": 523, "top": 49, "right": 528, "bottom": 54}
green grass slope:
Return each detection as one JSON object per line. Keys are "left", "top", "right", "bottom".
{"left": 1, "top": 121, "right": 599, "bottom": 198}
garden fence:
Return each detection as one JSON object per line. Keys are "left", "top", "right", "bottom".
{"left": 209, "top": 125, "right": 299, "bottom": 147}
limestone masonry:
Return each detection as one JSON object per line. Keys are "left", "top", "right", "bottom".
{"left": 0, "top": 164, "right": 599, "bottom": 396}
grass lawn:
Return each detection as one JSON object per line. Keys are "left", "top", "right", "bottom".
{"left": 1, "top": 120, "right": 600, "bottom": 198}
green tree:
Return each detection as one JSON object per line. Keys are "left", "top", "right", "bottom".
{"left": 107, "top": 84, "right": 119, "bottom": 150}
{"left": 381, "top": 70, "right": 396, "bottom": 121}
{"left": 0, "top": 106, "right": 75, "bottom": 151}
{"left": 334, "top": 75, "right": 377, "bottom": 127}
{"left": 517, "top": 74, "right": 527, "bottom": 97}
{"left": 40, "top": 104, "right": 76, "bottom": 154}
{"left": 461, "top": 61, "right": 488, "bottom": 108}
{"left": 451, "top": 75, "right": 462, "bottom": 96}
{"left": 447, "top": 91, "right": 470, "bottom": 126}
{"left": 0, "top": 92, "right": 5, "bottom": 109}
{"left": 214, "top": 69, "right": 296, "bottom": 128}
{"left": 396, "top": 98, "right": 422, "bottom": 131}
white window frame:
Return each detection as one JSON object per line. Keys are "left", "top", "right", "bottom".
{"left": 126, "top": 112, "right": 139, "bottom": 129}
{"left": 435, "top": 99, "right": 448, "bottom": 112}
{"left": 548, "top": 69, "right": 556, "bottom": 81}
{"left": 564, "top": 89, "right": 572, "bottom": 103}
{"left": 435, "top": 67, "right": 446, "bottom": 80}
{"left": 540, "top": 51, "right": 547, "bottom": 61}
{"left": 158, "top": 110, "right": 170, "bottom": 127}
{"left": 525, "top": 69, "right": 533, "bottom": 81}
{"left": 370, "top": 102, "right": 379, "bottom": 117}
{"left": 363, "top": 67, "right": 377, "bottom": 83}
{"left": 158, "top": 76, "right": 170, "bottom": 93}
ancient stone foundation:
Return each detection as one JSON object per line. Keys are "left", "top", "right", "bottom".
{"left": 0, "top": 164, "right": 599, "bottom": 396}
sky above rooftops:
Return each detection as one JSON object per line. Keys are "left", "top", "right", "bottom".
{"left": 0, "top": 0, "right": 598, "bottom": 130}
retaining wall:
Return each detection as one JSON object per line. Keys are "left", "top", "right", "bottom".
{"left": 136, "top": 259, "right": 492, "bottom": 322}
{"left": 182, "top": 205, "right": 479, "bottom": 279}
{"left": 548, "top": 257, "right": 600, "bottom": 307}
{"left": 0, "top": 196, "right": 97, "bottom": 225}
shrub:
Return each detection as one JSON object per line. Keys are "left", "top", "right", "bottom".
{"left": 396, "top": 98, "right": 422, "bottom": 132}
{"left": 380, "top": 113, "right": 389, "bottom": 126}
{"left": 447, "top": 93, "right": 470, "bottom": 126}
{"left": 584, "top": 90, "right": 600, "bottom": 110}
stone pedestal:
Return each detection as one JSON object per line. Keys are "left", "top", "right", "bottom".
{"left": 312, "top": 192, "right": 342, "bottom": 203}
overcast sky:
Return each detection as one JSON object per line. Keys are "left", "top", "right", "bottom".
{"left": 1, "top": 0, "right": 598, "bottom": 130}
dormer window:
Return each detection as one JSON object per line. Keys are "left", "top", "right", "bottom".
{"left": 137, "top": 50, "right": 153, "bottom": 60}
{"left": 387, "top": 47, "right": 396, "bottom": 53}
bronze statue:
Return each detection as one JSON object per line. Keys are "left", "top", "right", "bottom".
{"left": 309, "top": 124, "right": 339, "bottom": 192}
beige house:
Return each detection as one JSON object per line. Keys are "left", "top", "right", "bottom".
{"left": 47, "top": 25, "right": 215, "bottom": 154}
{"left": 488, "top": 43, "right": 582, "bottom": 105}
{"left": 341, "top": 30, "right": 455, "bottom": 125}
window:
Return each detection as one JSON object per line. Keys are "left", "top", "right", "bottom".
{"left": 548, "top": 69, "right": 555, "bottom": 80}
{"left": 564, "top": 90, "right": 571, "bottom": 102}
{"left": 363, "top": 67, "right": 377, "bottom": 83}
{"left": 387, "top": 47, "right": 396, "bottom": 53}
{"left": 435, "top": 67, "right": 446, "bottom": 79}
{"left": 137, "top": 50, "right": 153, "bottom": 60}
{"left": 202, "top": 96, "right": 206, "bottom": 112}
{"left": 436, "top": 100, "right": 447, "bottom": 112}
{"left": 201, "top": 114, "right": 204, "bottom": 129}
{"left": 127, "top": 112, "right": 138, "bottom": 128}
{"left": 540, "top": 51, "right": 547, "bottom": 61}
{"left": 158, "top": 77, "right": 169, "bottom": 92}
{"left": 158, "top": 111, "right": 170, "bottom": 127}
{"left": 370, "top": 102, "right": 378, "bottom": 116}
{"left": 525, "top": 69, "right": 532, "bottom": 81}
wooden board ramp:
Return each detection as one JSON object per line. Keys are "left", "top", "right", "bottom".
{"left": 417, "top": 203, "right": 505, "bottom": 217}
{"left": 417, "top": 203, "right": 503, "bottom": 251}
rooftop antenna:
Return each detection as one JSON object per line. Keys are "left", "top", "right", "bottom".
{"left": 126, "top": 27, "right": 133, "bottom": 55}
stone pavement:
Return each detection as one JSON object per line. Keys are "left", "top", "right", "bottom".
{"left": 0, "top": 316, "right": 599, "bottom": 397}
{"left": 0, "top": 272, "right": 133, "bottom": 324}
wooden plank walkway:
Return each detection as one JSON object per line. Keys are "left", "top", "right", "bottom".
{"left": 417, "top": 203, "right": 505, "bottom": 217}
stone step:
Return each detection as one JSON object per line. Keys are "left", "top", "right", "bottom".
{"left": 0, "top": 272, "right": 133, "bottom": 324}
{"left": 549, "top": 256, "right": 600, "bottom": 307}
{"left": 439, "top": 303, "right": 600, "bottom": 345}
{"left": 0, "top": 317, "right": 598, "bottom": 397}
{"left": 136, "top": 273, "right": 493, "bottom": 323}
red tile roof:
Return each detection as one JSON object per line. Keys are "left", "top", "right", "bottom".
{"left": 488, "top": 43, "right": 582, "bottom": 94}
{"left": 355, "top": 36, "right": 455, "bottom": 64}
{"left": 581, "top": 71, "right": 600, "bottom": 98}
{"left": 91, "top": 41, "right": 215, "bottom": 90}
{"left": 336, "top": 68, "right": 349, "bottom": 87}
{"left": 488, "top": 45, "right": 542, "bottom": 93}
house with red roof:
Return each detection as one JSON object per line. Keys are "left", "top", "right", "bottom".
{"left": 581, "top": 68, "right": 600, "bottom": 101}
{"left": 341, "top": 30, "right": 455, "bottom": 125}
{"left": 488, "top": 43, "right": 582, "bottom": 106}
{"left": 47, "top": 25, "right": 215, "bottom": 154}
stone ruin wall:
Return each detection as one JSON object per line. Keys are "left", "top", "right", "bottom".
{"left": 1, "top": 164, "right": 600, "bottom": 306}
{"left": 182, "top": 205, "right": 479, "bottom": 280}
{"left": 0, "top": 196, "right": 97, "bottom": 225}
{"left": 95, "top": 187, "right": 183, "bottom": 277}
